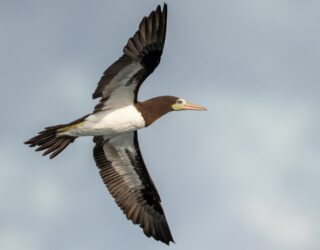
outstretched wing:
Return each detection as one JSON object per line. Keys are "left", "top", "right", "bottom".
{"left": 93, "top": 4, "right": 167, "bottom": 112}
{"left": 93, "top": 132, "right": 174, "bottom": 244}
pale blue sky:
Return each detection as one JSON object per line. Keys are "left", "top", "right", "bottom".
{"left": 1, "top": 0, "right": 320, "bottom": 249}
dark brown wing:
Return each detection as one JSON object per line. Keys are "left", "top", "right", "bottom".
{"left": 92, "top": 4, "right": 167, "bottom": 112}
{"left": 93, "top": 132, "right": 174, "bottom": 244}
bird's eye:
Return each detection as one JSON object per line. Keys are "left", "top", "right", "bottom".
{"left": 177, "top": 99, "right": 183, "bottom": 104}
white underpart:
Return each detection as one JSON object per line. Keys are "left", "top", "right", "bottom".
{"left": 62, "top": 105, "right": 145, "bottom": 137}
{"left": 61, "top": 63, "right": 145, "bottom": 137}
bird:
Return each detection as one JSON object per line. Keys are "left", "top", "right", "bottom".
{"left": 25, "top": 3, "right": 206, "bottom": 245}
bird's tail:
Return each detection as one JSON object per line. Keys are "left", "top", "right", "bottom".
{"left": 24, "top": 117, "right": 86, "bottom": 159}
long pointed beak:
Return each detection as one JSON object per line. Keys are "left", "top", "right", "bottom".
{"left": 182, "top": 102, "right": 207, "bottom": 111}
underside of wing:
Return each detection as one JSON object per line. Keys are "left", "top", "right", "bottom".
{"left": 92, "top": 4, "right": 167, "bottom": 112}
{"left": 93, "top": 132, "right": 174, "bottom": 244}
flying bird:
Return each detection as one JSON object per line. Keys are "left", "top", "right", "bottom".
{"left": 25, "top": 3, "right": 206, "bottom": 245}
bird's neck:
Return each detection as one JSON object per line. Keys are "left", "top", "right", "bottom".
{"left": 135, "top": 97, "right": 173, "bottom": 126}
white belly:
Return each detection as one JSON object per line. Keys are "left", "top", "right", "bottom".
{"left": 63, "top": 105, "right": 145, "bottom": 137}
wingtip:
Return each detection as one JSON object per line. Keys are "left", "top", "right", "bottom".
{"left": 167, "top": 235, "right": 175, "bottom": 245}
{"left": 162, "top": 237, "right": 175, "bottom": 246}
{"left": 163, "top": 3, "right": 168, "bottom": 12}
{"left": 156, "top": 3, "right": 167, "bottom": 13}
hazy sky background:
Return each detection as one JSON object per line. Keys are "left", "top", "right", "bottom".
{"left": 1, "top": 0, "right": 320, "bottom": 249}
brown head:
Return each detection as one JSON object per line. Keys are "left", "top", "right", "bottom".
{"left": 135, "top": 96, "right": 207, "bottom": 126}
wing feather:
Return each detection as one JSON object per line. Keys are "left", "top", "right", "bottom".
{"left": 93, "top": 132, "right": 174, "bottom": 245}
{"left": 92, "top": 4, "right": 168, "bottom": 111}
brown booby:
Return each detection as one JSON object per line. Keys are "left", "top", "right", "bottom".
{"left": 25, "top": 3, "right": 206, "bottom": 245}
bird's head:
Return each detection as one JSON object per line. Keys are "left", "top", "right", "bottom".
{"left": 137, "top": 96, "right": 207, "bottom": 126}
{"left": 171, "top": 97, "right": 207, "bottom": 111}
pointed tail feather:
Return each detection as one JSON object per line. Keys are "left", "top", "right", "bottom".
{"left": 25, "top": 124, "right": 76, "bottom": 159}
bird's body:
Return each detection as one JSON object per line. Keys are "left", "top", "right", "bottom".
{"left": 61, "top": 105, "right": 145, "bottom": 137}
{"left": 25, "top": 4, "right": 206, "bottom": 245}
